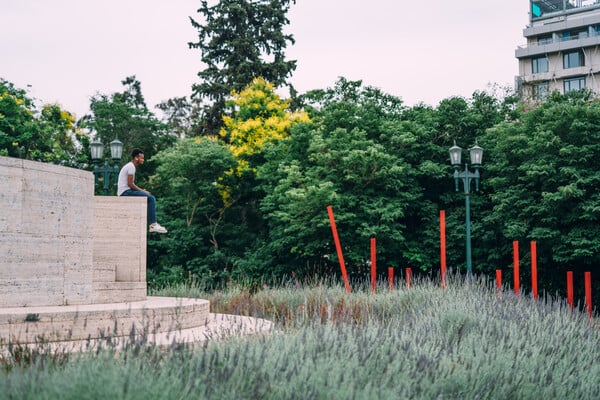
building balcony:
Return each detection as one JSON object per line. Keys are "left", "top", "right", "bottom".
{"left": 520, "top": 65, "right": 592, "bottom": 83}
{"left": 516, "top": 34, "right": 600, "bottom": 58}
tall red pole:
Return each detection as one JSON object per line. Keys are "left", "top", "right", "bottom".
{"left": 326, "top": 206, "right": 351, "bottom": 293}
{"left": 406, "top": 267, "right": 412, "bottom": 289}
{"left": 496, "top": 269, "right": 502, "bottom": 293}
{"left": 531, "top": 241, "right": 538, "bottom": 300}
{"left": 440, "top": 210, "right": 447, "bottom": 289}
{"left": 388, "top": 267, "right": 394, "bottom": 291}
{"left": 513, "top": 241, "right": 520, "bottom": 295}
{"left": 584, "top": 272, "right": 592, "bottom": 318}
{"left": 567, "top": 271, "right": 574, "bottom": 312}
{"left": 370, "top": 237, "right": 376, "bottom": 294}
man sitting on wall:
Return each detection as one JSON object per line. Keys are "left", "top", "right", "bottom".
{"left": 117, "top": 148, "right": 167, "bottom": 233}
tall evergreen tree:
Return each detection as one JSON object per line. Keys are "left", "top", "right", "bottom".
{"left": 189, "top": 0, "right": 297, "bottom": 136}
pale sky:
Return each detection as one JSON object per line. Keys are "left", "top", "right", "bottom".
{"left": 1, "top": 0, "right": 529, "bottom": 119}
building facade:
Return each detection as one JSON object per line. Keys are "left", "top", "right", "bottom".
{"left": 516, "top": 1, "right": 600, "bottom": 100}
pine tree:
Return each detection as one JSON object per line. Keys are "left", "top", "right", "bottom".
{"left": 189, "top": 0, "right": 297, "bottom": 136}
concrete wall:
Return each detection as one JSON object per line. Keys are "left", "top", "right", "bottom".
{"left": 93, "top": 197, "right": 147, "bottom": 303}
{"left": 0, "top": 157, "right": 94, "bottom": 307}
{"left": 0, "top": 156, "right": 148, "bottom": 307}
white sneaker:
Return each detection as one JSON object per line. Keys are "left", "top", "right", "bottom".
{"left": 149, "top": 223, "right": 167, "bottom": 233}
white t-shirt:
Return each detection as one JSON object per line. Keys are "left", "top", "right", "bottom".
{"left": 117, "top": 161, "right": 136, "bottom": 196}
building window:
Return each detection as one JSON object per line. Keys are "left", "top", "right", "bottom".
{"left": 538, "top": 34, "right": 552, "bottom": 45}
{"left": 533, "top": 81, "right": 549, "bottom": 100}
{"left": 561, "top": 29, "right": 588, "bottom": 41}
{"left": 564, "top": 76, "right": 586, "bottom": 93}
{"left": 563, "top": 50, "right": 585, "bottom": 68}
{"left": 532, "top": 56, "right": 549, "bottom": 73}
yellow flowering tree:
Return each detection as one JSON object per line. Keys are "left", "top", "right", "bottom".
{"left": 220, "top": 77, "right": 310, "bottom": 177}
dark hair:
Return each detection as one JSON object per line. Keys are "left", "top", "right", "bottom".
{"left": 131, "top": 148, "right": 144, "bottom": 159}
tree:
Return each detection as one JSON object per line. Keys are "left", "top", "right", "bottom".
{"left": 254, "top": 79, "right": 429, "bottom": 279}
{"left": 189, "top": 0, "right": 297, "bottom": 135}
{"left": 214, "top": 77, "right": 309, "bottom": 282}
{"left": 148, "top": 137, "right": 237, "bottom": 286}
{"left": 0, "top": 78, "right": 82, "bottom": 165}
{"left": 81, "top": 76, "right": 177, "bottom": 190}
{"left": 156, "top": 96, "right": 193, "bottom": 139}
{"left": 479, "top": 90, "right": 600, "bottom": 296}
{"left": 220, "top": 77, "right": 309, "bottom": 174}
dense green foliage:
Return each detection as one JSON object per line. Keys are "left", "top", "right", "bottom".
{"left": 2, "top": 278, "right": 598, "bottom": 399}
{"left": 81, "top": 76, "right": 177, "bottom": 193}
{"left": 2, "top": 72, "right": 598, "bottom": 301}
{"left": 0, "top": 78, "right": 85, "bottom": 165}
{"left": 480, "top": 90, "right": 600, "bottom": 296}
{"left": 147, "top": 136, "right": 237, "bottom": 284}
{"left": 147, "top": 78, "right": 598, "bottom": 302}
{"left": 83, "top": 76, "right": 176, "bottom": 162}
{"left": 189, "top": 0, "right": 297, "bottom": 135}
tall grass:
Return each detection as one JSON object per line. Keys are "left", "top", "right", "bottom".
{"left": 1, "top": 275, "right": 598, "bottom": 399}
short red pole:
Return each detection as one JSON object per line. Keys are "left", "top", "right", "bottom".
{"left": 406, "top": 267, "right": 412, "bottom": 289}
{"left": 440, "top": 210, "right": 447, "bottom": 289}
{"left": 496, "top": 269, "right": 502, "bottom": 293}
{"left": 531, "top": 241, "right": 538, "bottom": 300}
{"left": 388, "top": 267, "right": 394, "bottom": 290}
{"left": 585, "top": 272, "right": 592, "bottom": 318}
{"left": 326, "top": 206, "right": 351, "bottom": 293}
{"left": 370, "top": 238, "right": 376, "bottom": 294}
{"left": 513, "top": 241, "right": 520, "bottom": 295}
{"left": 567, "top": 271, "right": 574, "bottom": 312}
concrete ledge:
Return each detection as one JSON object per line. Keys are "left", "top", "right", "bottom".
{"left": 0, "top": 313, "right": 274, "bottom": 355}
{"left": 0, "top": 297, "right": 210, "bottom": 344}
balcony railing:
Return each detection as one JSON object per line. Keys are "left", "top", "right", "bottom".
{"left": 517, "top": 29, "right": 600, "bottom": 50}
{"left": 532, "top": 0, "right": 600, "bottom": 21}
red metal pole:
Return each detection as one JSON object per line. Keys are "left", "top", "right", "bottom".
{"left": 371, "top": 237, "right": 376, "bottom": 294}
{"left": 513, "top": 241, "right": 520, "bottom": 295}
{"left": 567, "top": 271, "right": 574, "bottom": 312}
{"left": 406, "top": 267, "right": 412, "bottom": 289}
{"left": 585, "top": 272, "right": 592, "bottom": 318}
{"left": 440, "top": 210, "right": 447, "bottom": 289}
{"left": 531, "top": 241, "right": 538, "bottom": 300}
{"left": 326, "top": 206, "right": 351, "bottom": 293}
{"left": 496, "top": 269, "right": 502, "bottom": 293}
{"left": 388, "top": 267, "right": 394, "bottom": 291}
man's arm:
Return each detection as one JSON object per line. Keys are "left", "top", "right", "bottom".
{"left": 127, "top": 175, "right": 149, "bottom": 193}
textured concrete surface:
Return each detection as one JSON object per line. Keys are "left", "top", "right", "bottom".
{"left": 0, "top": 156, "right": 94, "bottom": 307}
{"left": 0, "top": 297, "right": 210, "bottom": 344}
{"left": 0, "top": 156, "right": 149, "bottom": 306}
{"left": 93, "top": 196, "right": 147, "bottom": 303}
{"left": 0, "top": 297, "right": 273, "bottom": 353}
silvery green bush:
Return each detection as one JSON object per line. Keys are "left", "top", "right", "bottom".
{"left": 1, "top": 276, "right": 598, "bottom": 399}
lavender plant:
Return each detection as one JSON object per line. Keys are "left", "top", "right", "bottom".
{"left": 1, "top": 275, "right": 598, "bottom": 399}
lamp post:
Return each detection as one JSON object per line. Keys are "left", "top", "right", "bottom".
{"left": 449, "top": 141, "right": 483, "bottom": 276}
{"left": 90, "top": 137, "right": 123, "bottom": 195}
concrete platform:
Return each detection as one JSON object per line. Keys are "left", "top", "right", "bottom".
{"left": 0, "top": 296, "right": 271, "bottom": 351}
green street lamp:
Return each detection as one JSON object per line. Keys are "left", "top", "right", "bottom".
{"left": 90, "top": 137, "right": 123, "bottom": 195}
{"left": 449, "top": 141, "right": 483, "bottom": 276}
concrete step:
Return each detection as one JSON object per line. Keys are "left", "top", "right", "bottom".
{"left": 0, "top": 296, "right": 209, "bottom": 344}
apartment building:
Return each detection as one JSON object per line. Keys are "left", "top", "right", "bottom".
{"left": 516, "top": 0, "right": 600, "bottom": 100}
